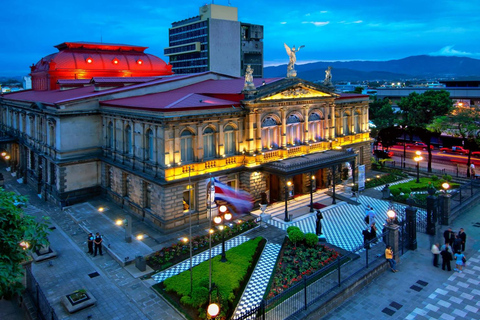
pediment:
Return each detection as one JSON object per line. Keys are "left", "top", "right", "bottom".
{"left": 261, "top": 85, "right": 332, "bottom": 101}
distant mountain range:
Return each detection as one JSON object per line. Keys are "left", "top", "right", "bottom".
{"left": 264, "top": 55, "right": 480, "bottom": 82}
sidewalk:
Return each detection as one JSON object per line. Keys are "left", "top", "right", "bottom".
{"left": 319, "top": 202, "right": 480, "bottom": 319}
{"left": 1, "top": 170, "right": 184, "bottom": 320}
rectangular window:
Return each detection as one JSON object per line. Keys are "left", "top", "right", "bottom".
{"left": 183, "top": 186, "right": 195, "bottom": 212}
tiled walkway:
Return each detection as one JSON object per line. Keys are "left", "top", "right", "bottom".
{"left": 234, "top": 243, "right": 282, "bottom": 318}
{"left": 405, "top": 250, "right": 480, "bottom": 320}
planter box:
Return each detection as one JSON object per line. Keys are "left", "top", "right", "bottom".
{"left": 61, "top": 290, "right": 96, "bottom": 313}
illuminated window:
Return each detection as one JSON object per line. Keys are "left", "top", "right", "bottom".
{"left": 183, "top": 185, "right": 195, "bottom": 212}
{"left": 261, "top": 116, "right": 279, "bottom": 150}
{"left": 86, "top": 57, "right": 93, "bottom": 64}
{"left": 203, "top": 127, "right": 215, "bottom": 159}
{"left": 343, "top": 111, "right": 350, "bottom": 136}
{"left": 145, "top": 129, "right": 154, "bottom": 160}
{"left": 286, "top": 114, "right": 302, "bottom": 145}
{"left": 180, "top": 130, "right": 194, "bottom": 162}
{"left": 224, "top": 125, "right": 235, "bottom": 156}
{"left": 137, "top": 59, "right": 143, "bottom": 65}
{"left": 308, "top": 112, "right": 324, "bottom": 141}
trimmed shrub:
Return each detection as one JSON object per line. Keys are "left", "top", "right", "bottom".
{"left": 305, "top": 233, "right": 318, "bottom": 247}
{"left": 443, "top": 174, "right": 452, "bottom": 182}
{"left": 286, "top": 226, "right": 301, "bottom": 234}
{"left": 289, "top": 229, "right": 305, "bottom": 245}
{"left": 431, "top": 175, "right": 439, "bottom": 181}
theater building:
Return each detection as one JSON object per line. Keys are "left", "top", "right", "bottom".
{"left": 0, "top": 42, "right": 371, "bottom": 231}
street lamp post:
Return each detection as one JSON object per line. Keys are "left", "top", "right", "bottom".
{"left": 284, "top": 180, "right": 292, "bottom": 222}
{"left": 414, "top": 151, "right": 423, "bottom": 183}
{"left": 215, "top": 205, "right": 232, "bottom": 262}
{"left": 310, "top": 175, "right": 315, "bottom": 212}
{"left": 115, "top": 216, "right": 132, "bottom": 243}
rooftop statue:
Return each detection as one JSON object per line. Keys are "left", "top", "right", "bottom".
{"left": 243, "top": 65, "right": 256, "bottom": 91}
{"left": 324, "top": 66, "right": 333, "bottom": 86}
{"left": 284, "top": 43, "right": 305, "bottom": 78}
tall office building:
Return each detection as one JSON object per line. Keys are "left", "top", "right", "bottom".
{"left": 164, "top": 4, "right": 263, "bottom": 78}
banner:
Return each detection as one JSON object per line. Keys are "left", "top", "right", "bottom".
{"left": 358, "top": 165, "right": 365, "bottom": 192}
{"left": 213, "top": 179, "right": 254, "bottom": 214}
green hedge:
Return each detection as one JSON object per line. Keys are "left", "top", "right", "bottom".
{"left": 389, "top": 178, "right": 459, "bottom": 194}
{"left": 158, "top": 237, "right": 265, "bottom": 320}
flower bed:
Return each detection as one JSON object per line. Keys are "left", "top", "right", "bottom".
{"left": 266, "top": 236, "right": 340, "bottom": 298}
{"left": 147, "top": 219, "right": 257, "bottom": 272}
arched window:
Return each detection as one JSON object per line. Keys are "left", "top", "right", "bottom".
{"left": 107, "top": 122, "right": 114, "bottom": 148}
{"left": 48, "top": 125, "right": 55, "bottom": 147}
{"left": 145, "top": 129, "right": 154, "bottom": 161}
{"left": 343, "top": 112, "right": 350, "bottom": 136}
{"left": 180, "top": 130, "right": 194, "bottom": 163}
{"left": 224, "top": 125, "right": 235, "bottom": 156}
{"left": 125, "top": 125, "right": 132, "bottom": 154}
{"left": 308, "top": 113, "right": 323, "bottom": 141}
{"left": 286, "top": 114, "right": 302, "bottom": 145}
{"left": 261, "top": 116, "right": 279, "bottom": 150}
{"left": 203, "top": 127, "right": 215, "bottom": 159}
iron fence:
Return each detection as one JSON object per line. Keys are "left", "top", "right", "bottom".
{"left": 384, "top": 159, "right": 468, "bottom": 178}
{"left": 233, "top": 232, "right": 391, "bottom": 320}
{"left": 24, "top": 264, "right": 58, "bottom": 320}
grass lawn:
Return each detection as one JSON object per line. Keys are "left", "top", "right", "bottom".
{"left": 153, "top": 237, "right": 266, "bottom": 320}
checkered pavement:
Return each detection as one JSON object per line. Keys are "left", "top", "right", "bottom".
{"left": 262, "top": 195, "right": 426, "bottom": 252}
{"left": 405, "top": 250, "right": 480, "bottom": 319}
{"left": 373, "top": 178, "right": 414, "bottom": 191}
{"left": 233, "top": 243, "right": 281, "bottom": 318}
{"left": 151, "top": 235, "right": 249, "bottom": 283}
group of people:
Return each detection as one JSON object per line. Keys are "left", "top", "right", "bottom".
{"left": 87, "top": 232, "right": 104, "bottom": 257}
{"left": 431, "top": 227, "right": 467, "bottom": 272}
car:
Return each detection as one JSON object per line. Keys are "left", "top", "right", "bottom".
{"left": 406, "top": 142, "right": 433, "bottom": 151}
{"left": 373, "top": 149, "right": 394, "bottom": 159}
{"left": 439, "top": 146, "right": 469, "bottom": 155}
{"left": 472, "top": 151, "right": 480, "bottom": 158}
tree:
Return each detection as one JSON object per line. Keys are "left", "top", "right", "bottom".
{"left": 0, "top": 191, "right": 50, "bottom": 299}
{"left": 429, "top": 107, "right": 480, "bottom": 177}
{"left": 369, "top": 97, "right": 397, "bottom": 140}
{"left": 398, "top": 90, "right": 453, "bottom": 172}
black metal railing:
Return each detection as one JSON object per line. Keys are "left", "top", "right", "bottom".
{"left": 233, "top": 232, "right": 392, "bottom": 320}
{"left": 24, "top": 264, "right": 58, "bottom": 320}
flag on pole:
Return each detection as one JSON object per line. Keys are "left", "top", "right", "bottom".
{"left": 213, "top": 179, "right": 254, "bottom": 214}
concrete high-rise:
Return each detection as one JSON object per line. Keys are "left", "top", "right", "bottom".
{"left": 164, "top": 4, "right": 263, "bottom": 77}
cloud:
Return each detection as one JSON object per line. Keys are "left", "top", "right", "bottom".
{"left": 302, "top": 21, "right": 330, "bottom": 26}
{"left": 353, "top": 20, "right": 363, "bottom": 24}
{"left": 280, "top": 21, "right": 287, "bottom": 24}
{"left": 305, "top": 13, "right": 311, "bottom": 17}
{"left": 430, "top": 46, "right": 479, "bottom": 57}
{"left": 320, "top": 11, "right": 328, "bottom": 13}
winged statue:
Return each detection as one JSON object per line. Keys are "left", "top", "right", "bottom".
{"left": 284, "top": 43, "right": 305, "bottom": 77}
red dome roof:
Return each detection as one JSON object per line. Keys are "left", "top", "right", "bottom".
{"left": 31, "top": 42, "right": 173, "bottom": 90}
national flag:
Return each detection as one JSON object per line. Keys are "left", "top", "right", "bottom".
{"left": 213, "top": 179, "right": 254, "bottom": 214}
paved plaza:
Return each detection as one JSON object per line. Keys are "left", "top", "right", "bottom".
{"left": 1, "top": 168, "right": 480, "bottom": 320}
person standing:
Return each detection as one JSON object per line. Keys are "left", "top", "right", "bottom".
{"left": 454, "top": 250, "right": 465, "bottom": 273}
{"left": 431, "top": 243, "right": 440, "bottom": 267}
{"left": 441, "top": 243, "right": 453, "bottom": 271}
{"left": 453, "top": 234, "right": 462, "bottom": 253}
{"left": 315, "top": 210, "right": 323, "bottom": 235}
{"left": 369, "top": 222, "right": 377, "bottom": 244}
{"left": 87, "top": 233, "right": 94, "bottom": 255}
{"left": 94, "top": 232, "right": 103, "bottom": 257}
{"left": 458, "top": 228, "right": 467, "bottom": 252}
{"left": 385, "top": 245, "right": 398, "bottom": 272}
{"left": 443, "top": 228, "right": 453, "bottom": 246}
{"left": 362, "top": 227, "right": 370, "bottom": 249}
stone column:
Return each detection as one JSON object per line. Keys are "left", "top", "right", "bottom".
{"left": 248, "top": 112, "right": 255, "bottom": 154}
{"left": 256, "top": 112, "right": 262, "bottom": 152}
{"left": 330, "top": 103, "right": 335, "bottom": 138}
{"left": 304, "top": 106, "right": 309, "bottom": 144}
{"left": 384, "top": 223, "right": 400, "bottom": 262}
{"left": 281, "top": 108, "right": 287, "bottom": 148}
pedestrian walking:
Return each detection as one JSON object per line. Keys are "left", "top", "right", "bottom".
{"left": 315, "top": 210, "right": 323, "bottom": 235}
{"left": 431, "top": 243, "right": 440, "bottom": 267}
{"left": 454, "top": 250, "right": 465, "bottom": 273}
{"left": 94, "top": 232, "right": 103, "bottom": 256}
{"left": 365, "top": 205, "right": 376, "bottom": 226}
{"left": 385, "top": 245, "right": 398, "bottom": 272}
{"left": 441, "top": 243, "right": 453, "bottom": 271}
{"left": 458, "top": 228, "right": 467, "bottom": 252}
{"left": 87, "top": 233, "right": 94, "bottom": 255}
